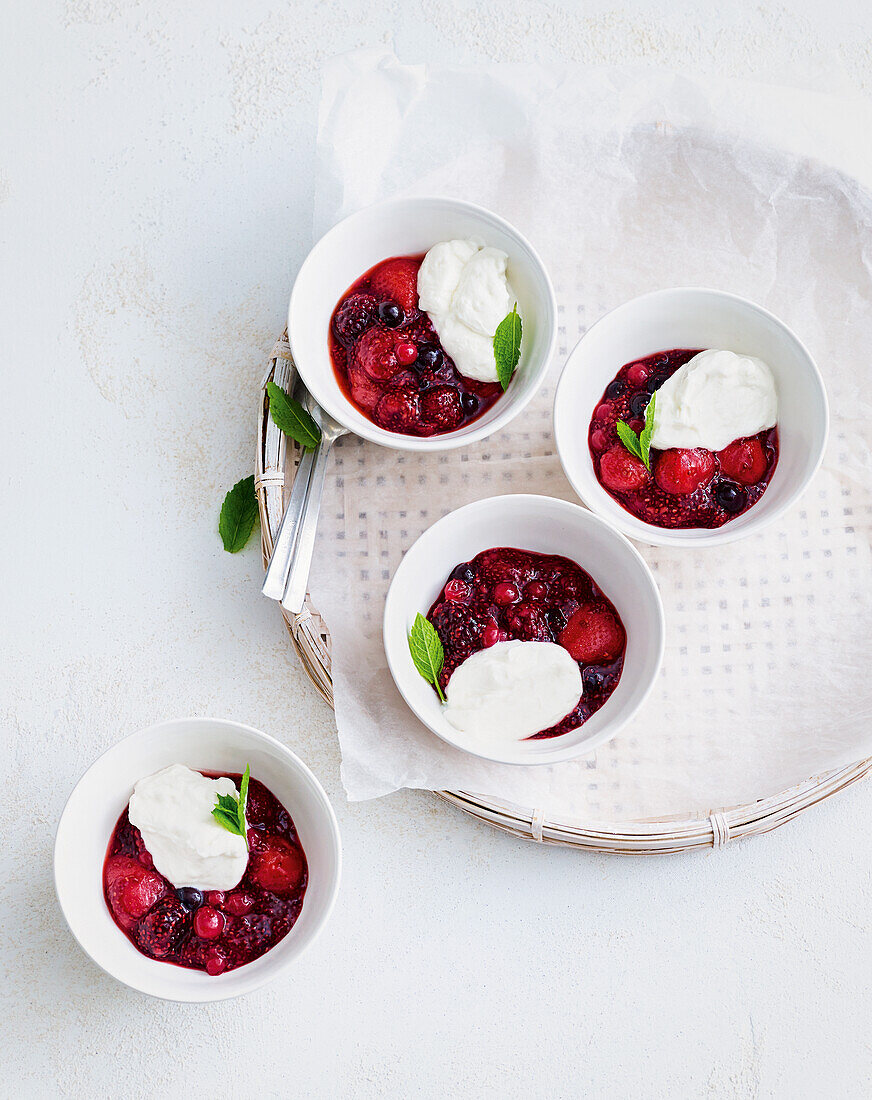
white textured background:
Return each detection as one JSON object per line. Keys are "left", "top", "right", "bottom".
{"left": 3, "top": 2, "right": 872, "bottom": 1097}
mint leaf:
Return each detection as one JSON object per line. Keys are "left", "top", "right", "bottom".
{"left": 267, "top": 382, "right": 322, "bottom": 450}
{"left": 639, "top": 392, "right": 656, "bottom": 469}
{"left": 408, "top": 613, "right": 446, "bottom": 703}
{"left": 616, "top": 421, "right": 644, "bottom": 463}
{"left": 493, "top": 304, "right": 523, "bottom": 391}
{"left": 219, "top": 476, "right": 259, "bottom": 553}
{"left": 211, "top": 766, "right": 250, "bottom": 850}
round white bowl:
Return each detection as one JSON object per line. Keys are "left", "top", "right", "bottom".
{"left": 553, "top": 287, "right": 829, "bottom": 547}
{"left": 288, "top": 195, "right": 557, "bottom": 452}
{"left": 383, "top": 494, "right": 665, "bottom": 766}
{"left": 54, "top": 717, "right": 341, "bottom": 1002}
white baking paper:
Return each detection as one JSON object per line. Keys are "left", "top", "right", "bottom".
{"left": 307, "top": 49, "right": 872, "bottom": 820}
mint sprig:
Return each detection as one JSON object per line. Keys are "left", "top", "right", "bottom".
{"left": 408, "top": 613, "right": 446, "bottom": 702}
{"left": 267, "top": 382, "right": 322, "bottom": 450}
{"left": 212, "top": 764, "right": 250, "bottom": 850}
{"left": 219, "top": 476, "right": 260, "bottom": 553}
{"left": 616, "top": 392, "right": 656, "bottom": 471}
{"left": 493, "top": 303, "right": 523, "bottom": 391}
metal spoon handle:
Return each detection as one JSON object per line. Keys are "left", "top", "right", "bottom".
{"left": 281, "top": 433, "right": 337, "bottom": 614}
{"left": 261, "top": 446, "right": 317, "bottom": 601}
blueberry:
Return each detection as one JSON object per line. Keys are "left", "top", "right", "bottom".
{"left": 646, "top": 373, "right": 669, "bottom": 393}
{"left": 605, "top": 379, "right": 626, "bottom": 400}
{"left": 546, "top": 608, "right": 567, "bottom": 636}
{"left": 629, "top": 392, "right": 649, "bottom": 418}
{"left": 582, "top": 667, "right": 605, "bottom": 691}
{"left": 417, "top": 344, "right": 444, "bottom": 370}
{"left": 450, "top": 563, "right": 475, "bottom": 584}
{"left": 176, "top": 887, "right": 203, "bottom": 911}
{"left": 461, "top": 392, "right": 479, "bottom": 415}
{"left": 378, "top": 301, "right": 404, "bottom": 328}
{"left": 715, "top": 481, "right": 748, "bottom": 514}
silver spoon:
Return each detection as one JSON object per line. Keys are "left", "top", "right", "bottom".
{"left": 281, "top": 397, "right": 348, "bottom": 614}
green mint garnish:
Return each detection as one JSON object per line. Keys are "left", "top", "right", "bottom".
{"left": 212, "top": 764, "right": 250, "bottom": 850}
{"left": 219, "top": 476, "right": 260, "bottom": 553}
{"left": 267, "top": 382, "right": 322, "bottom": 450}
{"left": 408, "top": 613, "right": 446, "bottom": 702}
{"left": 493, "top": 303, "right": 523, "bottom": 391}
{"left": 616, "top": 392, "right": 656, "bottom": 472}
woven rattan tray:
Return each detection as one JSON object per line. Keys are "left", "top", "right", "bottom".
{"left": 256, "top": 332, "right": 872, "bottom": 854}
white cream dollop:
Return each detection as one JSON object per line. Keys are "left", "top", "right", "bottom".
{"left": 444, "top": 640, "right": 583, "bottom": 745}
{"left": 650, "top": 348, "right": 778, "bottom": 452}
{"left": 127, "top": 764, "right": 248, "bottom": 891}
{"left": 417, "top": 238, "right": 514, "bottom": 382}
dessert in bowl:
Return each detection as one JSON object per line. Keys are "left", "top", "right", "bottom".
{"left": 289, "top": 196, "right": 557, "bottom": 451}
{"left": 55, "top": 718, "right": 341, "bottom": 1001}
{"left": 554, "top": 288, "right": 828, "bottom": 547}
{"left": 383, "top": 495, "right": 664, "bottom": 766}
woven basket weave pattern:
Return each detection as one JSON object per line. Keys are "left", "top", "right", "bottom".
{"left": 256, "top": 333, "right": 871, "bottom": 854}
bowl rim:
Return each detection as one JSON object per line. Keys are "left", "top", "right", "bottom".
{"left": 382, "top": 493, "right": 666, "bottom": 766}
{"left": 53, "top": 716, "right": 342, "bottom": 1002}
{"left": 287, "top": 194, "right": 558, "bottom": 453}
{"left": 553, "top": 285, "right": 831, "bottom": 548}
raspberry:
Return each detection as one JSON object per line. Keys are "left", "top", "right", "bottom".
{"left": 250, "top": 837, "right": 305, "bottom": 895}
{"left": 718, "top": 438, "right": 767, "bottom": 485}
{"left": 353, "top": 327, "right": 400, "bottom": 382}
{"left": 559, "top": 604, "right": 625, "bottom": 664}
{"left": 333, "top": 292, "right": 377, "bottom": 342}
{"left": 507, "top": 602, "right": 551, "bottom": 641}
{"left": 654, "top": 448, "right": 715, "bottom": 495}
{"left": 599, "top": 446, "right": 649, "bottom": 493}
{"left": 369, "top": 257, "right": 420, "bottom": 313}
{"left": 134, "top": 896, "right": 188, "bottom": 958}
{"left": 374, "top": 387, "right": 422, "bottom": 433}
{"left": 421, "top": 385, "right": 464, "bottom": 431}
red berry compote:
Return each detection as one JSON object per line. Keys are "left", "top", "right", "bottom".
{"left": 427, "top": 547, "right": 626, "bottom": 739}
{"left": 588, "top": 349, "right": 779, "bottom": 528}
{"left": 329, "top": 255, "right": 503, "bottom": 436}
{"left": 103, "top": 773, "right": 307, "bottom": 975}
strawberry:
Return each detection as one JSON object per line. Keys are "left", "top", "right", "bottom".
{"left": 369, "top": 257, "right": 420, "bottom": 313}
{"left": 346, "top": 357, "right": 383, "bottom": 411}
{"left": 717, "top": 438, "right": 767, "bottom": 485}
{"left": 374, "top": 387, "right": 422, "bottom": 433}
{"left": 654, "top": 447, "right": 715, "bottom": 495}
{"left": 421, "top": 385, "right": 464, "bottom": 431}
{"left": 599, "top": 446, "right": 648, "bottom": 493}
{"left": 559, "top": 604, "right": 625, "bottom": 664}
{"left": 353, "top": 327, "right": 400, "bottom": 382}
{"left": 250, "top": 836, "right": 305, "bottom": 895}
{"left": 105, "top": 856, "right": 166, "bottom": 929}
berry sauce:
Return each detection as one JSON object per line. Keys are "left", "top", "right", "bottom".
{"left": 329, "top": 254, "right": 503, "bottom": 436}
{"left": 103, "top": 773, "right": 307, "bottom": 974}
{"left": 588, "top": 349, "right": 779, "bottom": 529}
{"left": 427, "top": 547, "right": 626, "bottom": 739}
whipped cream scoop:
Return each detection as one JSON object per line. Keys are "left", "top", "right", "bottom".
{"left": 650, "top": 348, "right": 778, "bottom": 452}
{"left": 128, "top": 764, "right": 248, "bottom": 891}
{"left": 417, "top": 238, "right": 514, "bottom": 383}
{"left": 444, "top": 639, "right": 582, "bottom": 745}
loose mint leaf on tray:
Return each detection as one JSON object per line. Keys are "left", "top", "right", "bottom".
{"left": 267, "top": 381, "right": 322, "bottom": 450}
{"left": 219, "top": 475, "right": 259, "bottom": 553}
{"left": 408, "top": 613, "right": 446, "bottom": 703}
{"left": 493, "top": 303, "right": 523, "bottom": 391}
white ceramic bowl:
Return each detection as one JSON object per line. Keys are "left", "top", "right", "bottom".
{"left": 54, "top": 717, "right": 341, "bottom": 1002}
{"left": 288, "top": 196, "right": 557, "bottom": 451}
{"left": 383, "top": 494, "right": 665, "bottom": 765}
{"left": 554, "top": 287, "right": 829, "bottom": 547}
